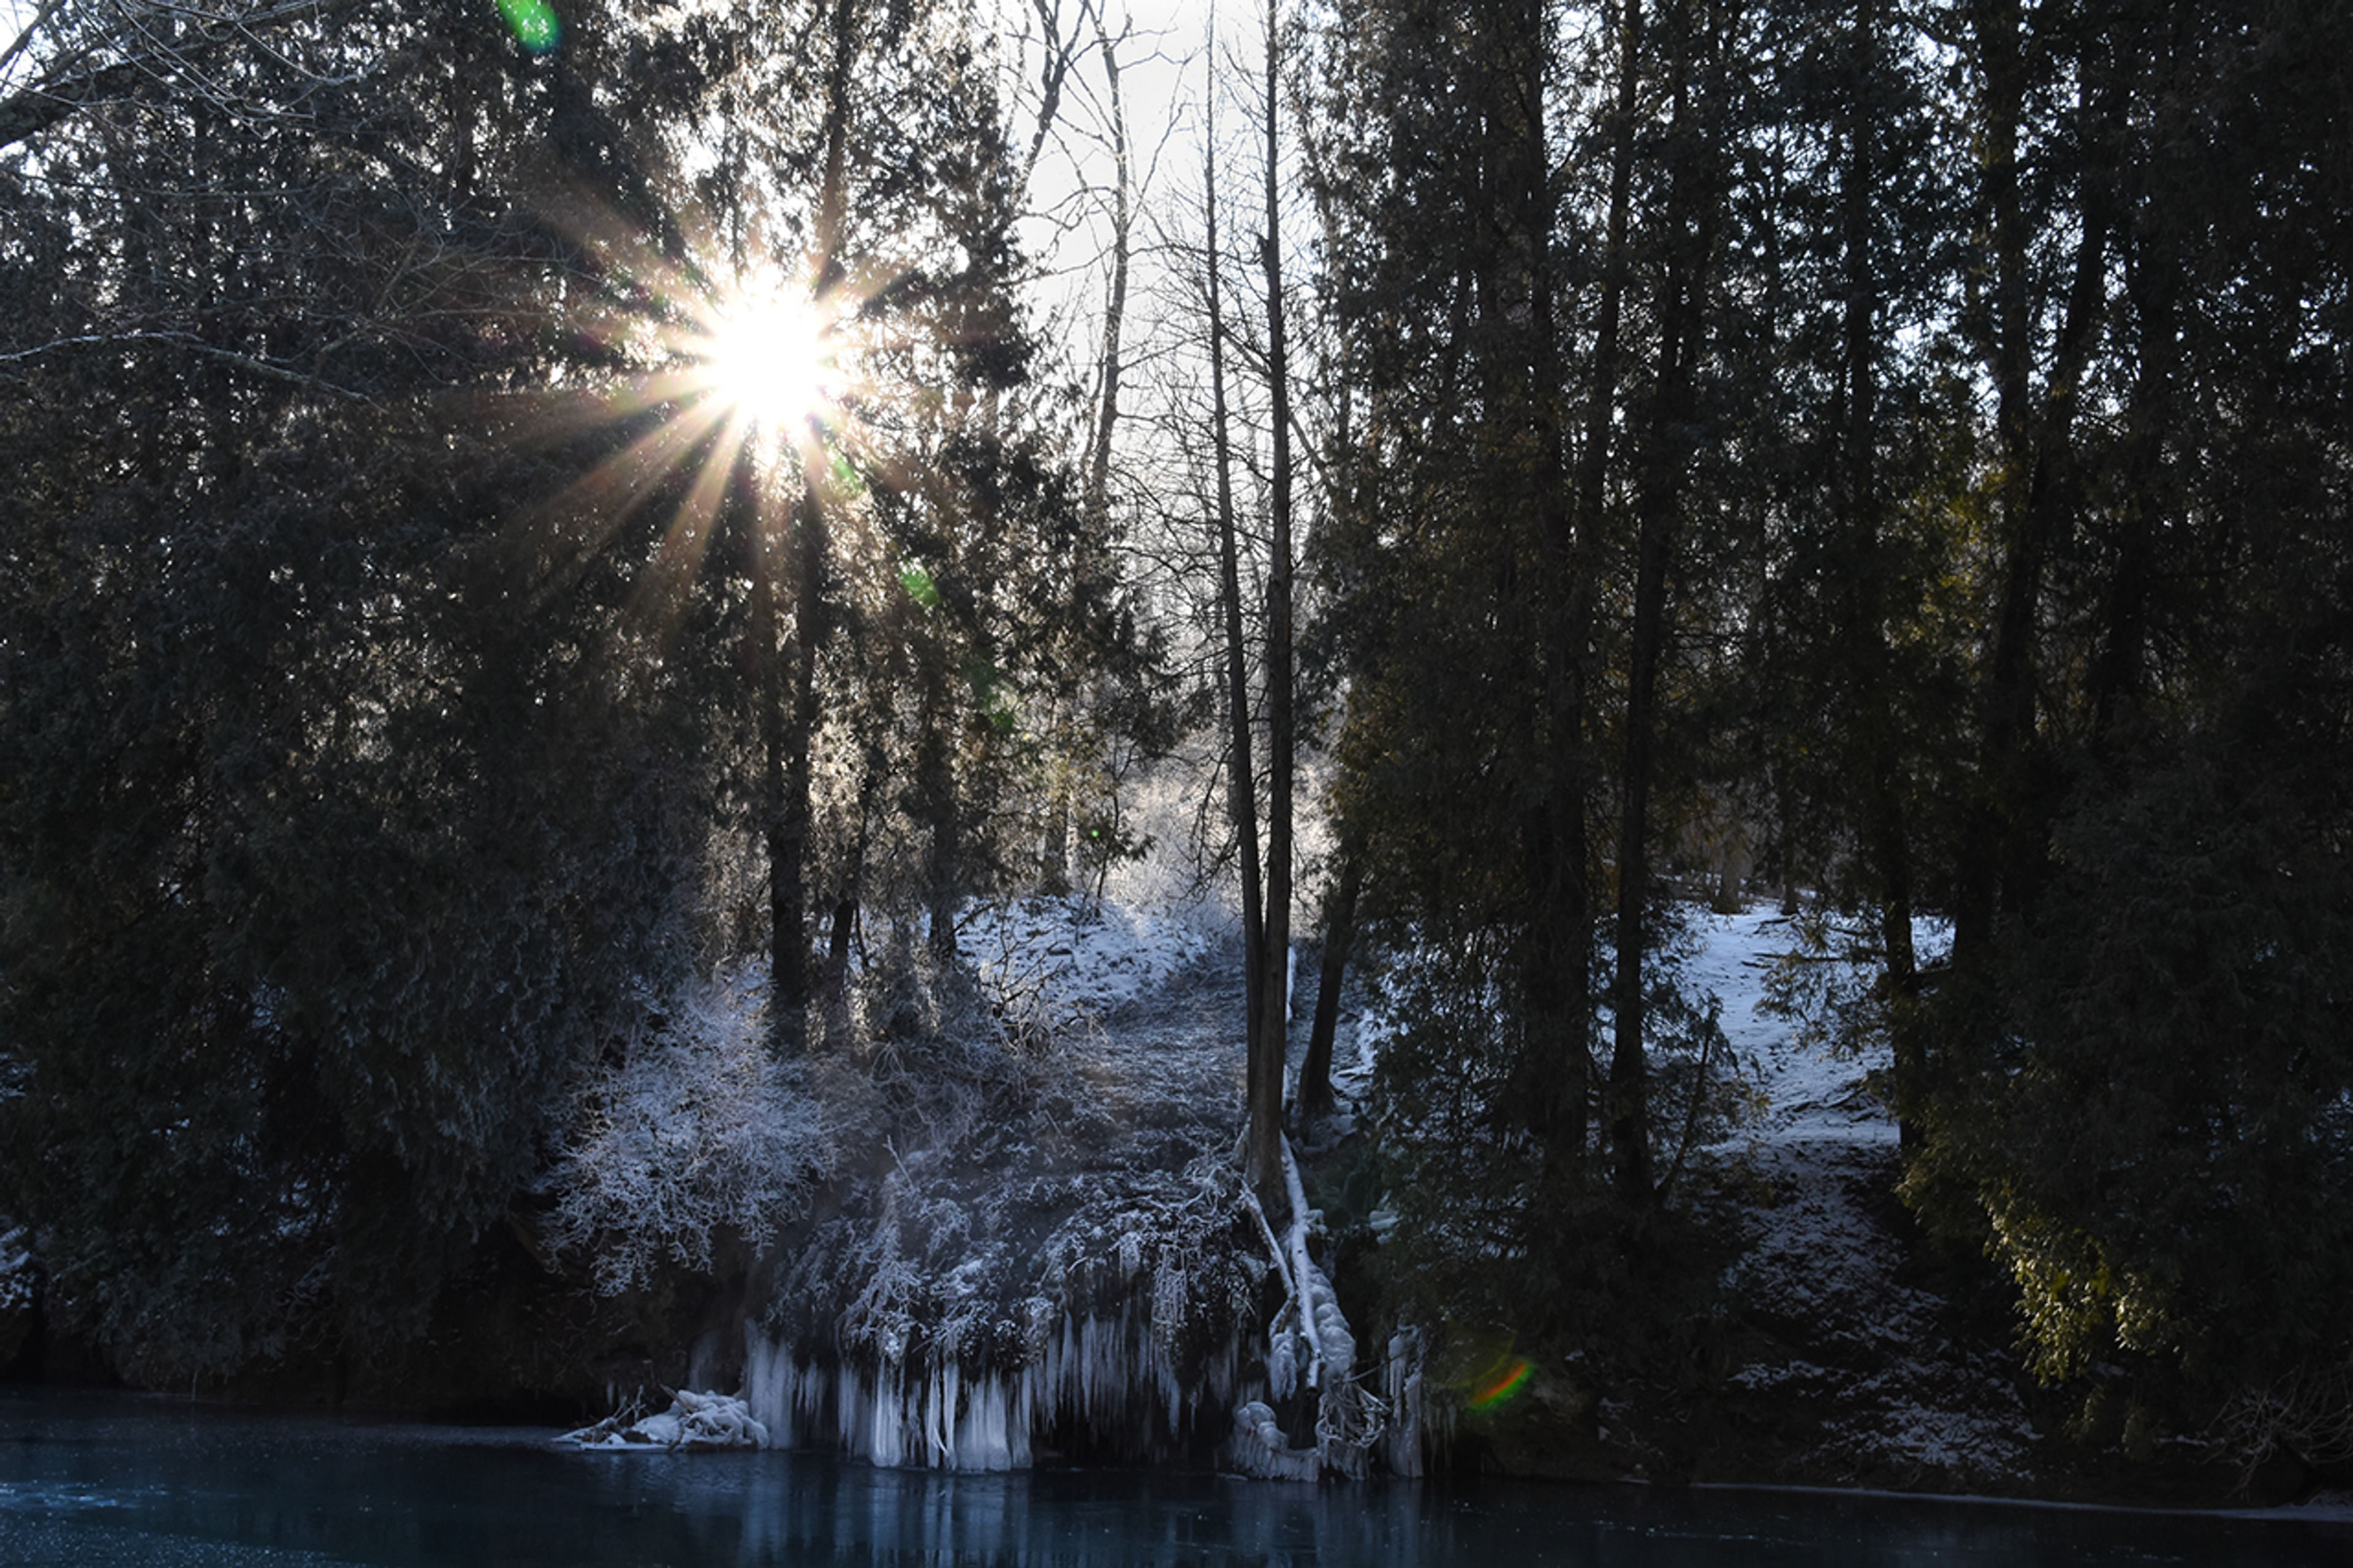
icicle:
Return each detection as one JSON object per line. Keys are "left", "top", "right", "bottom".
{"left": 743, "top": 1333, "right": 828, "bottom": 1451}
{"left": 743, "top": 1206, "right": 1301, "bottom": 1476}
{"left": 868, "top": 1364, "right": 901, "bottom": 1469}
{"left": 1268, "top": 1324, "right": 1297, "bottom": 1401}
{"left": 1382, "top": 1328, "right": 1427, "bottom": 1478}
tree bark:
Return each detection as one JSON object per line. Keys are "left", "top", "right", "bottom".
{"left": 1207, "top": 71, "right": 1268, "bottom": 1168}
{"left": 1832, "top": 0, "right": 1923, "bottom": 1145}
{"left": 1529, "top": 0, "right": 1643, "bottom": 1186}
{"left": 1250, "top": 0, "right": 1297, "bottom": 1206}
{"left": 770, "top": 0, "right": 862, "bottom": 1048}
{"left": 1610, "top": 0, "right": 1721, "bottom": 1205}
{"left": 1955, "top": 4, "right": 2118, "bottom": 968}
{"left": 1298, "top": 844, "right": 1360, "bottom": 1126}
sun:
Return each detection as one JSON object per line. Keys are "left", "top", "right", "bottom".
{"left": 509, "top": 222, "right": 896, "bottom": 623}
{"left": 700, "top": 282, "right": 840, "bottom": 434}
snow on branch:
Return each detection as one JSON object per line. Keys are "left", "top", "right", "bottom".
{"left": 543, "top": 968, "right": 829, "bottom": 1295}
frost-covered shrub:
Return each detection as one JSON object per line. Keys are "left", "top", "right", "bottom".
{"left": 0, "top": 1224, "right": 34, "bottom": 1367}
{"left": 544, "top": 969, "right": 829, "bottom": 1293}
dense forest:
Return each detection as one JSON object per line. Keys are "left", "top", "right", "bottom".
{"left": 2, "top": 0, "right": 2349, "bottom": 1498}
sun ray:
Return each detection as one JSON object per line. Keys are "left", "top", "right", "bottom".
{"left": 631, "top": 407, "right": 754, "bottom": 629}
{"left": 502, "top": 191, "right": 919, "bottom": 650}
{"left": 517, "top": 395, "right": 738, "bottom": 613}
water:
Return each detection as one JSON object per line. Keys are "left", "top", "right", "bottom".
{"left": 2, "top": 1389, "right": 2347, "bottom": 1567}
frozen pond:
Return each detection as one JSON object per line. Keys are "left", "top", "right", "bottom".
{"left": 3, "top": 1390, "right": 2349, "bottom": 1566}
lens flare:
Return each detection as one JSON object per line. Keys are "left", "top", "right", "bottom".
{"left": 1465, "top": 1357, "right": 1533, "bottom": 1411}
{"left": 898, "top": 564, "right": 942, "bottom": 610}
{"left": 496, "top": 0, "right": 562, "bottom": 55}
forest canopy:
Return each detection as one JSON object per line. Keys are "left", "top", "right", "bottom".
{"left": 2, "top": 0, "right": 2349, "bottom": 1482}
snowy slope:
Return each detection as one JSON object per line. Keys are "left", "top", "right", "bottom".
{"left": 961, "top": 896, "right": 1218, "bottom": 1042}
{"left": 1688, "top": 904, "right": 2037, "bottom": 1487}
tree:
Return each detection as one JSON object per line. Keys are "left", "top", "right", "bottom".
{"left": 0, "top": 0, "right": 710, "bottom": 1375}
{"left": 0, "top": 0, "right": 1147, "bottom": 1382}
{"left": 1899, "top": 0, "right": 2353, "bottom": 1445}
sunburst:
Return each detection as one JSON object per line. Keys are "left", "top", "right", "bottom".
{"left": 696, "top": 276, "right": 845, "bottom": 439}
{"left": 512, "top": 216, "right": 893, "bottom": 624}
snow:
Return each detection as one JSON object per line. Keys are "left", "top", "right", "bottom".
{"left": 694, "top": 885, "right": 1418, "bottom": 1480}
{"left": 1688, "top": 903, "right": 2035, "bottom": 1489}
{"left": 713, "top": 893, "right": 1995, "bottom": 1484}
{"left": 0, "top": 1229, "right": 32, "bottom": 1316}
{"left": 961, "top": 895, "right": 1214, "bottom": 1034}
{"left": 544, "top": 886, "right": 2034, "bottom": 1488}
{"left": 564, "top": 1389, "right": 771, "bottom": 1452}
{"left": 542, "top": 967, "right": 828, "bottom": 1294}
{"left": 712, "top": 888, "right": 1284, "bottom": 1475}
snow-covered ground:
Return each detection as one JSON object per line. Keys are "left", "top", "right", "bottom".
{"left": 962, "top": 896, "right": 1218, "bottom": 1040}
{"left": 1689, "top": 904, "right": 2039, "bottom": 1488}
{"left": 933, "top": 894, "right": 2042, "bottom": 1485}
{"left": 945, "top": 893, "right": 2044, "bottom": 1485}
{"left": 530, "top": 887, "right": 2333, "bottom": 1498}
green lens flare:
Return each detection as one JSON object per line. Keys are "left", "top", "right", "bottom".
{"left": 898, "top": 564, "right": 941, "bottom": 611}
{"left": 496, "top": 0, "right": 561, "bottom": 55}
{"left": 1465, "top": 1357, "right": 1533, "bottom": 1411}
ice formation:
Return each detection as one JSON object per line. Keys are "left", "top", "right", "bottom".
{"left": 550, "top": 893, "right": 1436, "bottom": 1480}
{"left": 564, "top": 1388, "right": 771, "bottom": 1451}
{"left": 733, "top": 1144, "right": 1427, "bottom": 1480}
{"left": 1226, "top": 1400, "right": 1319, "bottom": 1480}
{"left": 1380, "top": 1328, "right": 1428, "bottom": 1477}
{"left": 743, "top": 1287, "right": 1259, "bottom": 1472}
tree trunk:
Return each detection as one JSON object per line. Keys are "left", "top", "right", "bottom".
{"left": 1298, "top": 844, "right": 1360, "bottom": 1127}
{"left": 1835, "top": 0, "right": 1923, "bottom": 1146}
{"left": 1955, "top": 4, "right": 2118, "bottom": 969}
{"left": 770, "top": 0, "right": 862, "bottom": 1050}
{"left": 1250, "top": 0, "right": 1297, "bottom": 1206}
{"left": 919, "top": 673, "right": 962, "bottom": 974}
{"left": 772, "top": 479, "right": 826, "bottom": 1043}
{"left": 2091, "top": 34, "right": 2170, "bottom": 746}
{"left": 1207, "top": 80, "right": 1268, "bottom": 1170}
{"left": 1611, "top": 0, "right": 1721, "bottom": 1206}
{"left": 746, "top": 461, "right": 800, "bottom": 1052}
{"left": 1531, "top": 0, "right": 1642, "bottom": 1186}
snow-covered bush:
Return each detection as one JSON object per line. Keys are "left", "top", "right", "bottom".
{"left": 0, "top": 1226, "right": 31, "bottom": 1316}
{"left": 1, "top": 1224, "right": 35, "bottom": 1368}
{"left": 543, "top": 969, "right": 830, "bottom": 1294}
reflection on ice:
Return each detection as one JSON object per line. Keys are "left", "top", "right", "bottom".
{"left": 5, "top": 1388, "right": 2351, "bottom": 1567}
